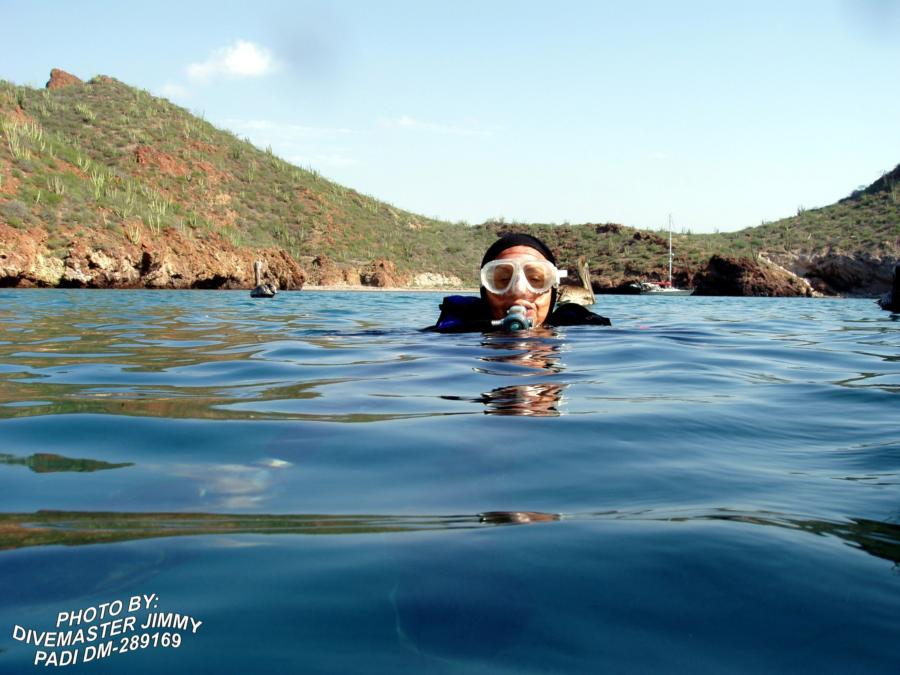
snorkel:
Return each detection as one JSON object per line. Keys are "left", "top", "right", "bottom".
{"left": 493, "top": 305, "right": 533, "bottom": 331}
{"left": 480, "top": 233, "right": 564, "bottom": 332}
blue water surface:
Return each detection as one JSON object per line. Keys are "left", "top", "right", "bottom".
{"left": 0, "top": 289, "right": 898, "bottom": 673}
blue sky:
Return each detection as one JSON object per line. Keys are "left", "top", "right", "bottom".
{"left": 3, "top": 0, "right": 899, "bottom": 232}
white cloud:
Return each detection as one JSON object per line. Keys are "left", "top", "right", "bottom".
{"left": 217, "top": 118, "right": 358, "bottom": 169}
{"left": 224, "top": 118, "right": 353, "bottom": 139}
{"left": 395, "top": 115, "right": 420, "bottom": 128}
{"left": 169, "top": 463, "right": 274, "bottom": 509}
{"left": 187, "top": 40, "right": 276, "bottom": 81}
{"left": 379, "top": 114, "right": 490, "bottom": 137}
{"left": 159, "top": 82, "right": 189, "bottom": 99}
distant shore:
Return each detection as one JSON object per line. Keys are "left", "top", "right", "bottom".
{"left": 302, "top": 286, "right": 478, "bottom": 293}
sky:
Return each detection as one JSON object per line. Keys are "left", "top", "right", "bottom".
{"left": 3, "top": 0, "right": 900, "bottom": 233}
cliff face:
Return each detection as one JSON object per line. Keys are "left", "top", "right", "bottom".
{"left": 764, "top": 251, "right": 896, "bottom": 296}
{"left": 0, "top": 223, "right": 304, "bottom": 289}
{"left": 692, "top": 255, "right": 813, "bottom": 297}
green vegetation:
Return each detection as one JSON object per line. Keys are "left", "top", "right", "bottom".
{"left": 1, "top": 75, "right": 897, "bottom": 285}
{"left": 0, "top": 452, "right": 133, "bottom": 473}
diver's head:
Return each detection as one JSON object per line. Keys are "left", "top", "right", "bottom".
{"left": 480, "top": 233, "right": 564, "bottom": 327}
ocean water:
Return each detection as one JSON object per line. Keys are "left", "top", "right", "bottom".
{"left": 0, "top": 289, "right": 898, "bottom": 673}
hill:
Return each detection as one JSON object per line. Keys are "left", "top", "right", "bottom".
{"left": 717, "top": 165, "right": 900, "bottom": 295}
{"left": 0, "top": 70, "right": 490, "bottom": 288}
{"left": 1, "top": 70, "right": 897, "bottom": 295}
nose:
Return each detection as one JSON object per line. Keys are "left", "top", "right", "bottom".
{"left": 510, "top": 269, "right": 531, "bottom": 295}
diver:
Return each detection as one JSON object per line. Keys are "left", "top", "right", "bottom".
{"left": 426, "top": 232, "right": 611, "bottom": 332}
{"left": 878, "top": 264, "right": 899, "bottom": 312}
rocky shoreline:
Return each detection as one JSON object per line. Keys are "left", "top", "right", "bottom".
{"left": 0, "top": 223, "right": 304, "bottom": 290}
{"left": 0, "top": 225, "right": 892, "bottom": 298}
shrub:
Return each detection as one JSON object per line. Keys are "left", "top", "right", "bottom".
{"left": 1, "top": 200, "right": 29, "bottom": 222}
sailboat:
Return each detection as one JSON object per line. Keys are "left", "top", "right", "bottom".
{"left": 631, "top": 215, "right": 693, "bottom": 296}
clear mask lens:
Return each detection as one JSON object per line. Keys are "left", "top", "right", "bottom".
{"left": 481, "top": 260, "right": 561, "bottom": 295}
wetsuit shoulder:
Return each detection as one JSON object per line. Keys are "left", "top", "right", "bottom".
{"left": 547, "top": 302, "right": 612, "bottom": 327}
{"left": 424, "top": 295, "right": 493, "bottom": 333}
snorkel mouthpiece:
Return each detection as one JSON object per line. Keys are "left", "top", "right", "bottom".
{"left": 493, "top": 305, "right": 532, "bottom": 332}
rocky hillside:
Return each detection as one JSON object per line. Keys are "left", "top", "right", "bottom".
{"left": 0, "top": 70, "right": 897, "bottom": 295}
{"left": 481, "top": 163, "right": 900, "bottom": 297}
{"left": 723, "top": 164, "right": 900, "bottom": 296}
{"left": 0, "top": 70, "right": 488, "bottom": 289}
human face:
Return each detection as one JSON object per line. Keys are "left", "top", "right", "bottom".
{"left": 481, "top": 260, "right": 560, "bottom": 296}
{"left": 482, "top": 246, "right": 555, "bottom": 326}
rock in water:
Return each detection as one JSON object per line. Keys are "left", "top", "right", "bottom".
{"left": 693, "top": 255, "right": 812, "bottom": 297}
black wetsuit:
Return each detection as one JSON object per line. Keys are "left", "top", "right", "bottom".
{"left": 424, "top": 295, "right": 612, "bottom": 333}
{"left": 879, "top": 265, "right": 900, "bottom": 312}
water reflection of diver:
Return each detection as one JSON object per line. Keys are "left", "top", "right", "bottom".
{"left": 444, "top": 335, "right": 567, "bottom": 415}
{"left": 478, "top": 383, "right": 566, "bottom": 416}
{"left": 480, "top": 331, "right": 562, "bottom": 371}
{"left": 425, "top": 233, "right": 611, "bottom": 332}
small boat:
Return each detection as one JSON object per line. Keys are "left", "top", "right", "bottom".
{"left": 630, "top": 280, "right": 693, "bottom": 296}
{"left": 632, "top": 215, "right": 693, "bottom": 296}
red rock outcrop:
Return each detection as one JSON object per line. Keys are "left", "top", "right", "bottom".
{"left": 133, "top": 145, "right": 189, "bottom": 177}
{"left": 135, "top": 230, "right": 304, "bottom": 289}
{"left": 0, "top": 224, "right": 305, "bottom": 290}
{"left": 0, "top": 224, "right": 51, "bottom": 287}
{"left": 307, "top": 255, "right": 360, "bottom": 286}
{"left": 46, "top": 69, "right": 83, "bottom": 90}
{"left": 692, "top": 255, "right": 812, "bottom": 297}
{"left": 360, "top": 259, "right": 404, "bottom": 287}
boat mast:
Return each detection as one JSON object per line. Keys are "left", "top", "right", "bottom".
{"left": 668, "top": 214, "right": 674, "bottom": 286}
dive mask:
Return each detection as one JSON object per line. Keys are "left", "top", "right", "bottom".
{"left": 480, "top": 259, "right": 567, "bottom": 296}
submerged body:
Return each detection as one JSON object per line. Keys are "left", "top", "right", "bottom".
{"left": 426, "top": 295, "right": 610, "bottom": 333}
{"left": 878, "top": 264, "right": 899, "bottom": 312}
